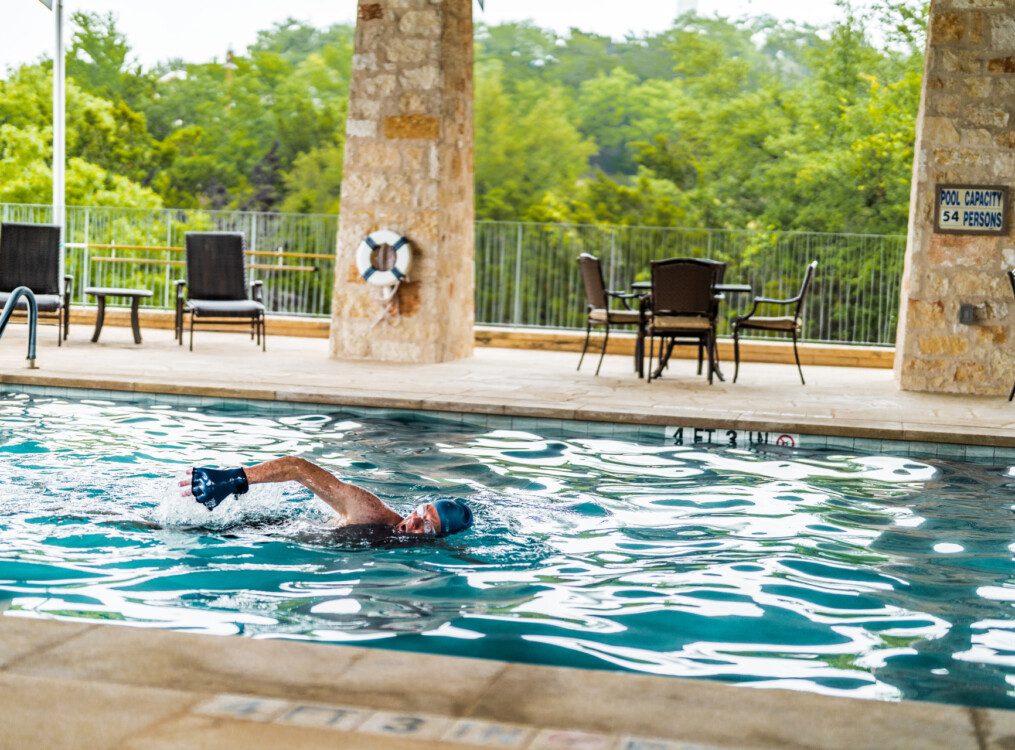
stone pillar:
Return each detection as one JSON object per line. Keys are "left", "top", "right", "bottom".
{"left": 894, "top": 0, "right": 1014, "bottom": 394}
{"left": 330, "top": 0, "right": 474, "bottom": 363}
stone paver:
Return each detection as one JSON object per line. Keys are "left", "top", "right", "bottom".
{"left": 978, "top": 707, "right": 1015, "bottom": 750}
{"left": 0, "top": 616, "right": 93, "bottom": 668}
{"left": 0, "top": 324, "right": 1012, "bottom": 446}
{"left": 1, "top": 618, "right": 1006, "bottom": 750}
{"left": 469, "top": 663, "right": 979, "bottom": 750}
{"left": 0, "top": 671, "right": 197, "bottom": 750}
{"left": 9, "top": 624, "right": 365, "bottom": 704}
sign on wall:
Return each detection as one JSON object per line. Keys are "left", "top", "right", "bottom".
{"left": 935, "top": 184, "right": 1008, "bottom": 235}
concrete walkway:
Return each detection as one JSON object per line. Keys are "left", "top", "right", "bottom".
{"left": 0, "top": 323, "right": 1012, "bottom": 446}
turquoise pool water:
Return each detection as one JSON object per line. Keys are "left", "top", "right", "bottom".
{"left": 0, "top": 390, "right": 1012, "bottom": 709}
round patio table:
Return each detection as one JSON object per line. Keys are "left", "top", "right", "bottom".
{"left": 84, "top": 287, "right": 153, "bottom": 344}
{"left": 632, "top": 281, "right": 753, "bottom": 296}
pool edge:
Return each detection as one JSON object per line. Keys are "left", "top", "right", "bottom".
{"left": 0, "top": 616, "right": 1008, "bottom": 749}
{"left": 2, "top": 372, "right": 1014, "bottom": 450}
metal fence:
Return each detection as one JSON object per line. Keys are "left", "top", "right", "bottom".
{"left": 0, "top": 203, "right": 338, "bottom": 317}
{"left": 0, "top": 205, "right": 906, "bottom": 345}
{"left": 476, "top": 222, "right": 906, "bottom": 346}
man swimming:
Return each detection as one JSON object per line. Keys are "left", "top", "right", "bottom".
{"left": 179, "top": 456, "right": 473, "bottom": 537}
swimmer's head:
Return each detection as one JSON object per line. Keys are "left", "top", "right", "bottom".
{"left": 433, "top": 498, "right": 473, "bottom": 535}
{"left": 395, "top": 499, "right": 473, "bottom": 536}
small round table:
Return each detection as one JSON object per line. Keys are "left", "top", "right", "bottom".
{"left": 84, "top": 287, "right": 153, "bottom": 344}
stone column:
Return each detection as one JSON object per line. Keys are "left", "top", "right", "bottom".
{"left": 895, "top": 0, "right": 1014, "bottom": 394}
{"left": 330, "top": 0, "right": 474, "bottom": 363}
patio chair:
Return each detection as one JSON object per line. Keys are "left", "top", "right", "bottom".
{"left": 644, "top": 258, "right": 722, "bottom": 384}
{"left": 577, "top": 253, "right": 643, "bottom": 376}
{"left": 1009, "top": 269, "right": 1014, "bottom": 402}
{"left": 653, "top": 257, "right": 727, "bottom": 379}
{"left": 732, "top": 260, "right": 817, "bottom": 385}
{"left": 0, "top": 222, "right": 71, "bottom": 346}
{"left": 176, "top": 232, "right": 265, "bottom": 352}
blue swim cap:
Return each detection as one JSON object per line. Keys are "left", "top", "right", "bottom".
{"left": 433, "top": 498, "right": 473, "bottom": 536}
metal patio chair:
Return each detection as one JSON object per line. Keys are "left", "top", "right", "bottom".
{"left": 643, "top": 258, "right": 722, "bottom": 384}
{"left": 577, "top": 253, "right": 643, "bottom": 376}
{"left": 733, "top": 260, "right": 817, "bottom": 385}
{"left": 176, "top": 232, "right": 266, "bottom": 351}
{"left": 0, "top": 222, "right": 71, "bottom": 346}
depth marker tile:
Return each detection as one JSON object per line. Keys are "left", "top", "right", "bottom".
{"left": 193, "top": 694, "right": 289, "bottom": 722}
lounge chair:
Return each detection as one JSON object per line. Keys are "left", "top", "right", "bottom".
{"left": 175, "top": 232, "right": 266, "bottom": 351}
{"left": 643, "top": 258, "right": 722, "bottom": 384}
{"left": 733, "top": 260, "right": 817, "bottom": 385}
{"left": 0, "top": 222, "right": 71, "bottom": 345}
{"left": 577, "top": 253, "right": 642, "bottom": 376}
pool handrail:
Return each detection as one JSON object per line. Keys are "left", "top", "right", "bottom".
{"left": 0, "top": 286, "right": 39, "bottom": 368}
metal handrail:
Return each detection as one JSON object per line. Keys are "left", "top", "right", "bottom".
{"left": 0, "top": 286, "right": 39, "bottom": 368}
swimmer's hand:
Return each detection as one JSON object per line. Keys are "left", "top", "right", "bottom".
{"left": 179, "top": 467, "right": 249, "bottom": 511}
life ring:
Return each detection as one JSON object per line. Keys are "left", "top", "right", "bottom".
{"left": 356, "top": 229, "right": 411, "bottom": 286}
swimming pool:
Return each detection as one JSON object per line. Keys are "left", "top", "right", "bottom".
{"left": 0, "top": 388, "right": 1011, "bottom": 710}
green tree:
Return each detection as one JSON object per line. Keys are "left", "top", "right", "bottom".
{"left": 474, "top": 62, "right": 595, "bottom": 220}
{"left": 0, "top": 62, "right": 161, "bottom": 207}
{"left": 1, "top": 7, "right": 926, "bottom": 234}
{"left": 67, "top": 11, "right": 154, "bottom": 110}
{"left": 280, "top": 139, "right": 344, "bottom": 214}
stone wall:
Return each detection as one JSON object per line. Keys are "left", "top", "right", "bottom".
{"left": 330, "top": 0, "right": 475, "bottom": 363}
{"left": 895, "top": 0, "right": 1015, "bottom": 394}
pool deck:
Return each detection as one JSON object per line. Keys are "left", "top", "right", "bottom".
{"left": 1, "top": 323, "right": 1014, "bottom": 749}
{"left": 1, "top": 617, "right": 1012, "bottom": 750}
{"left": 0, "top": 323, "right": 1012, "bottom": 447}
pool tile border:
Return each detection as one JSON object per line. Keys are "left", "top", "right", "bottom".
{"left": 4, "top": 381, "right": 1015, "bottom": 463}
{"left": 2, "top": 369, "right": 1015, "bottom": 450}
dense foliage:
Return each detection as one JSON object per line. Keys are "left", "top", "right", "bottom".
{"left": 1, "top": 3, "right": 926, "bottom": 233}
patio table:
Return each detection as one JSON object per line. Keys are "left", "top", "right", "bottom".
{"left": 84, "top": 287, "right": 153, "bottom": 344}
{"left": 632, "top": 281, "right": 753, "bottom": 297}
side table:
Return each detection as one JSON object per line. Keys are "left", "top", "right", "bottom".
{"left": 84, "top": 287, "right": 154, "bottom": 344}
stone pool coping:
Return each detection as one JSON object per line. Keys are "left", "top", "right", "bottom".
{"left": 1, "top": 369, "right": 1014, "bottom": 450}
{"left": 0, "top": 616, "right": 1011, "bottom": 749}
{"left": 0, "top": 325, "right": 1012, "bottom": 449}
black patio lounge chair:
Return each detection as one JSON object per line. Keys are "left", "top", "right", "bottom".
{"left": 176, "top": 232, "right": 265, "bottom": 351}
{"left": 1009, "top": 269, "right": 1014, "bottom": 402}
{"left": 0, "top": 222, "right": 71, "bottom": 346}
{"left": 644, "top": 258, "right": 722, "bottom": 384}
{"left": 733, "top": 260, "right": 817, "bottom": 385}
{"left": 577, "top": 253, "right": 643, "bottom": 376}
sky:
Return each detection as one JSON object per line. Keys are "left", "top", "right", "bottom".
{"left": 1, "top": 0, "right": 861, "bottom": 72}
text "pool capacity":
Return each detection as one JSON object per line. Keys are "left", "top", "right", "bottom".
{"left": 937, "top": 186, "right": 1006, "bottom": 234}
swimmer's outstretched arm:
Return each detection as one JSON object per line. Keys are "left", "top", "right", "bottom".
{"left": 182, "top": 457, "right": 402, "bottom": 526}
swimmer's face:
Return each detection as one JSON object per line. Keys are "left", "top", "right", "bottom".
{"left": 395, "top": 503, "right": 442, "bottom": 536}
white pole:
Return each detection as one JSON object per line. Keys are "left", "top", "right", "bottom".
{"left": 52, "top": 0, "right": 65, "bottom": 232}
